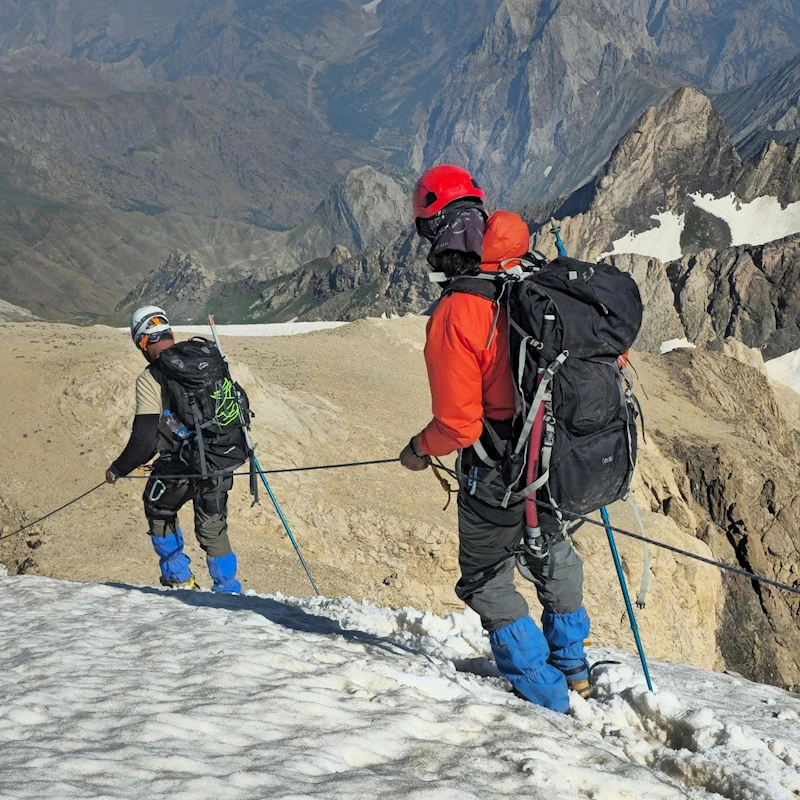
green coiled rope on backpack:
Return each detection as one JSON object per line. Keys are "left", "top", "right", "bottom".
{"left": 211, "top": 378, "right": 240, "bottom": 427}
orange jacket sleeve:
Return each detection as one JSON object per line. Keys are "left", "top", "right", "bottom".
{"left": 418, "top": 299, "right": 486, "bottom": 457}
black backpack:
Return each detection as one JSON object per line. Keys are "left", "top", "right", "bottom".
{"left": 150, "top": 338, "right": 252, "bottom": 476}
{"left": 446, "top": 255, "right": 643, "bottom": 532}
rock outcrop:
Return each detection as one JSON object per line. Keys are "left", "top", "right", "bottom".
{"left": 0, "top": 298, "right": 40, "bottom": 322}
{"left": 668, "top": 234, "right": 800, "bottom": 359}
{"left": 530, "top": 87, "right": 742, "bottom": 261}
{"left": 717, "top": 54, "right": 800, "bottom": 162}
{"left": 630, "top": 347, "right": 800, "bottom": 691}
{"left": 116, "top": 250, "right": 216, "bottom": 323}
{"left": 412, "top": 0, "right": 800, "bottom": 208}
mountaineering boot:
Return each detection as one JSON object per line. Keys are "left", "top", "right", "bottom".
{"left": 542, "top": 607, "right": 591, "bottom": 697}
{"left": 207, "top": 552, "right": 241, "bottom": 594}
{"left": 150, "top": 529, "right": 193, "bottom": 587}
{"left": 490, "top": 616, "right": 569, "bottom": 713}
{"left": 160, "top": 574, "right": 198, "bottom": 590}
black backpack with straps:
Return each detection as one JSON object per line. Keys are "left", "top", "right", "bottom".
{"left": 149, "top": 337, "right": 252, "bottom": 476}
{"left": 445, "top": 254, "right": 643, "bottom": 530}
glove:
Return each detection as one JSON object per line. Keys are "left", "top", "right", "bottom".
{"left": 105, "top": 468, "right": 119, "bottom": 485}
{"left": 399, "top": 435, "right": 430, "bottom": 472}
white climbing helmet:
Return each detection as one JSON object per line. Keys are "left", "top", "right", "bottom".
{"left": 130, "top": 305, "right": 171, "bottom": 349}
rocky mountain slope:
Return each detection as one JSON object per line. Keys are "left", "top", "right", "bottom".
{"left": 111, "top": 166, "right": 409, "bottom": 324}
{"left": 412, "top": 0, "right": 800, "bottom": 207}
{"left": 0, "top": 1, "right": 496, "bottom": 227}
{"left": 717, "top": 54, "right": 800, "bottom": 162}
{"left": 1, "top": 319, "right": 799, "bottom": 691}
{"left": 0, "top": 165, "right": 407, "bottom": 321}
{"left": 0, "top": 298, "right": 39, "bottom": 322}
{"left": 2, "top": 0, "right": 799, "bottom": 231}
{"left": 529, "top": 86, "right": 800, "bottom": 262}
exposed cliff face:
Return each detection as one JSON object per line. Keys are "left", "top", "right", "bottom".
{"left": 412, "top": 0, "right": 800, "bottom": 208}
{"left": 117, "top": 250, "right": 216, "bottom": 324}
{"left": 668, "top": 234, "right": 800, "bottom": 360}
{"left": 530, "top": 87, "right": 741, "bottom": 261}
{"left": 633, "top": 348, "right": 800, "bottom": 691}
{"left": 717, "top": 54, "right": 800, "bottom": 162}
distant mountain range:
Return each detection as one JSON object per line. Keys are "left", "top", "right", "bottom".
{"left": 3, "top": 0, "right": 800, "bottom": 321}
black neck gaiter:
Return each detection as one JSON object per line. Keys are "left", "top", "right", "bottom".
{"left": 421, "top": 200, "right": 487, "bottom": 276}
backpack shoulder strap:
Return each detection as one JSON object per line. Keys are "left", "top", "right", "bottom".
{"left": 443, "top": 274, "right": 505, "bottom": 303}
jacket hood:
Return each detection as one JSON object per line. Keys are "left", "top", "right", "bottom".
{"left": 481, "top": 210, "right": 531, "bottom": 270}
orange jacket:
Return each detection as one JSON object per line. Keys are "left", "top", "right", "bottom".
{"left": 418, "top": 210, "right": 530, "bottom": 457}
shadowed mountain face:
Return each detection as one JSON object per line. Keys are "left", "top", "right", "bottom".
{"left": 2, "top": 0, "right": 800, "bottom": 228}
{"left": 717, "top": 54, "right": 800, "bottom": 162}
{"left": 412, "top": 0, "right": 800, "bottom": 207}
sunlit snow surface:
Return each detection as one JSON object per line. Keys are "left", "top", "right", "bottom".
{"left": 602, "top": 211, "right": 686, "bottom": 262}
{"left": 2, "top": 576, "right": 800, "bottom": 799}
{"left": 766, "top": 348, "right": 800, "bottom": 395}
{"left": 691, "top": 193, "right": 800, "bottom": 247}
{"left": 660, "top": 338, "right": 697, "bottom": 355}
{"left": 171, "top": 322, "right": 348, "bottom": 337}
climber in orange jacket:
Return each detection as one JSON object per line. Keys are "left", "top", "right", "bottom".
{"left": 400, "top": 165, "right": 589, "bottom": 713}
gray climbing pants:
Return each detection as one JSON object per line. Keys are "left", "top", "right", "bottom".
{"left": 455, "top": 481, "right": 585, "bottom": 633}
{"left": 143, "top": 457, "right": 234, "bottom": 558}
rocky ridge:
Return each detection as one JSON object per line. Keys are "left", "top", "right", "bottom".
{"left": 717, "top": 54, "right": 800, "bottom": 162}
{"left": 112, "top": 166, "right": 409, "bottom": 324}
{"left": 412, "top": 0, "right": 800, "bottom": 207}
{"left": 0, "top": 298, "right": 39, "bottom": 322}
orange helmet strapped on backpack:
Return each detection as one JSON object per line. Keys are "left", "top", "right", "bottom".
{"left": 412, "top": 164, "right": 486, "bottom": 230}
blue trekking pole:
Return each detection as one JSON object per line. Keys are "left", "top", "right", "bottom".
{"left": 601, "top": 507, "right": 653, "bottom": 691}
{"left": 208, "top": 316, "right": 321, "bottom": 596}
{"left": 550, "top": 218, "right": 568, "bottom": 257}
{"left": 550, "top": 218, "right": 653, "bottom": 690}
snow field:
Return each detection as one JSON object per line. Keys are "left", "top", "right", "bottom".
{"left": 601, "top": 193, "right": 800, "bottom": 263}
{"left": 114, "top": 322, "right": 348, "bottom": 338}
{"left": 2, "top": 577, "right": 800, "bottom": 799}
{"left": 690, "top": 193, "right": 800, "bottom": 247}
{"left": 765, "top": 348, "right": 800, "bottom": 395}
{"left": 660, "top": 338, "right": 697, "bottom": 355}
{"left": 602, "top": 211, "right": 686, "bottom": 262}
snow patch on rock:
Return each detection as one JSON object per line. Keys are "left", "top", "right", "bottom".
{"left": 602, "top": 211, "right": 685, "bottom": 262}
{"left": 660, "top": 338, "right": 697, "bottom": 354}
{"left": 691, "top": 193, "right": 800, "bottom": 246}
{"left": 765, "top": 348, "right": 800, "bottom": 395}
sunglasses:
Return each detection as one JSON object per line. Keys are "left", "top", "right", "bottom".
{"left": 137, "top": 329, "right": 174, "bottom": 350}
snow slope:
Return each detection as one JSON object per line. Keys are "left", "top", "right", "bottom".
{"left": 115, "top": 322, "right": 348, "bottom": 338}
{"left": 691, "top": 193, "right": 800, "bottom": 247}
{"left": 2, "top": 576, "right": 799, "bottom": 799}
{"left": 766, "top": 348, "right": 800, "bottom": 395}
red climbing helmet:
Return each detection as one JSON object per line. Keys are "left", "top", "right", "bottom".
{"left": 412, "top": 164, "right": 486, "bottom": 224}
